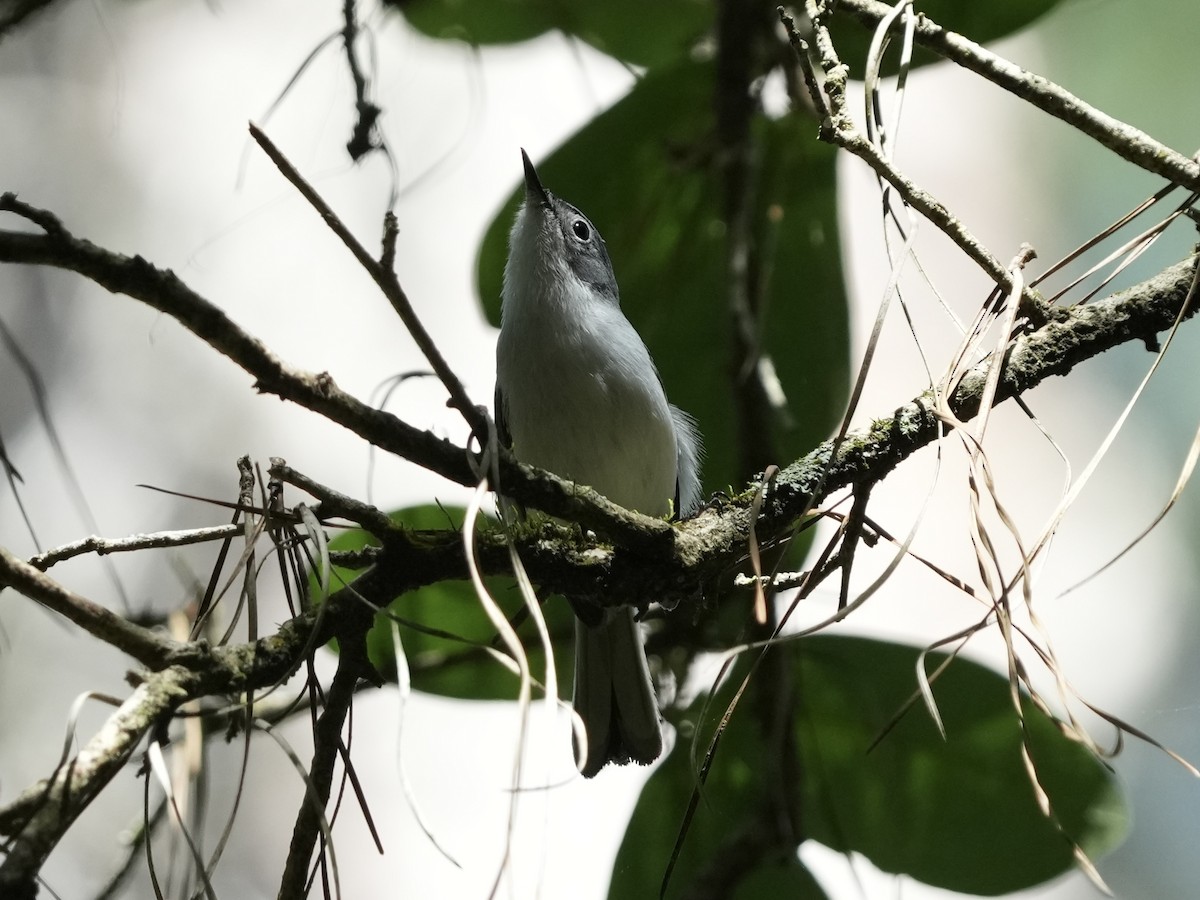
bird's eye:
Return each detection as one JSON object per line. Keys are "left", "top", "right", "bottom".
{"left": 572, "top": 220, "right": 591, "bottom": 241}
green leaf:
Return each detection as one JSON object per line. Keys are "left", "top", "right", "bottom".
{"left": 607, "top": 669, "right": 770, "bottom": 900}
{"left": 732, "top": 862, "right": 829, "bottom": 900}
{"left": 611, "top": 636, "right": 1125, "bottom": 898}
{"left": 829, "top": 0, "right": 1067, "bottom": 75}
{"left": 794, "top": 636, "right": 1127, "bottom": 894}
{"left": 395, "top": 0, "right": 711, "bottom": 68}
{"left": 478, "top": 59, "right": 849, "bottom": 495}
{"left": 314, "top": 506, "right": 574, "bottom": 700}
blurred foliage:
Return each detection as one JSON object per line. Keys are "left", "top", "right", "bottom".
{"left": 613, "top": 636, "right": 1126, "bottom": 897}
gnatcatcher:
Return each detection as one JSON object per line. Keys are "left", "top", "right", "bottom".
{"left": 495, "top": 150, "right": 702, "bottom": 778}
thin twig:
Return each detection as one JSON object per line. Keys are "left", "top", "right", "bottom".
{"left": 782, "top": 4, "right": 1046, "bottom": 321}
{"left": 340, "top": 0, "right": 382, "bottom": 164}
{"left": 277, "top": 637, "right": 366, "bottom": 899}
{"left": 246, "top": 124, "right": 486, "bottom": 438}
{"left": 29, "top": 525, "right": 243, "bottom": 570}
{"left": 0, "top": 546, "right": 180, "bottom": 667}
{"left": 271, "top": 461, "right": 398, "bottom": 537}
{"left": 833, "top": 0, "right": 1200, "bottom": 192}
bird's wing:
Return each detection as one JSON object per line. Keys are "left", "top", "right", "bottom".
{"left": 494, "top": 383, "right": 512, "bottom": 449}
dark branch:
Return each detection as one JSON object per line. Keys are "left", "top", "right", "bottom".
{"left": 716, "top": 0, "right": 786, "bottom": 476}
{"left": 782, "top": 4, "right": 1046, "bottom": 318}
{"left": 277, "top": 639, "right": 367, "bottom": 899}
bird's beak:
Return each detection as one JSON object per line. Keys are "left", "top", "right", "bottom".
{"left": 521, "top": 149, "right": 551, "bottom": 207}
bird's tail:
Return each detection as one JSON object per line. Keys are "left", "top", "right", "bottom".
{"left": 573, "top": 606, "right": 663, "bottom": 778}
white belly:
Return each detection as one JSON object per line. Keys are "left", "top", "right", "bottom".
{"left": 497, "top": 306, "right": 678, "bottom": 517}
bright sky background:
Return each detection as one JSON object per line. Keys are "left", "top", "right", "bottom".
{"left": 2, "top": 0, "right": 1200, "bottom": 898}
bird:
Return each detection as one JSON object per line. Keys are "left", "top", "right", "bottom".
{"left": 494, "top": 149, "right": 702, "bottom": 777}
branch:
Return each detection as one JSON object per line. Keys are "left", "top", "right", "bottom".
{"left": 339, "top": 0, "right": 383, "bottom": 164}
{"left": 715, "top": 0, "right": 787, "bottom": 476}
{"left": 759, "top": 256, "right": 1200, "bottom": 521}
{"left": 246, "top": 124, "right": 486, "bottom": 437}
{"left": 278, "top": 253, "right": 1200, "bottom": 609}
{"left": 0, "top": 193, "right": 475, "bottom": 480}
{"left": 1, "top": 257, "right": 1195, "bottom": 623}
{"left": 0, "top": 192, "right": 671, "bottom": 551}
{"left": 781, "top": 5, "right": 1045, "bottom": 318}
{"left": 593, "top": 254, "right": 1200, "bottom": 606}
{"left": 831, "top": 0, "right": 1200, "bottom": 192}
{"left": 277, "top": 639, "right": 366, "bottom": 899}
{"left": 28, "top": 524, "right": 243, "bottom": 570}
{"left": 0, "top": 668, "right": 194, "bottom": 896}
{"left": 0, "top": 555, "right": 419, "bottom": 885}
{"left": 0, "top": 545, "right": 180, "bottom": 667}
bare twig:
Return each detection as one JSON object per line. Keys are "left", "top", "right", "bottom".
{"left": 271, "top": 461, "right": 398, "bottom": 537}
{"left": 781, "top": 5, "right": 1046, "bottom": 321}
{"left": 832, "top": 0, "right": 1200, "bottom": 193}
{"left": 340, "top": 0, "right": 382, "bottom": 164}
{"left": 246, "top": 124, "right": 486, "bottom": 438}
{"left": 0, "top": 546, "right": 179, "bottom": 667}
{"left": 28, "top": 525, "right": 243, "bottom": 570}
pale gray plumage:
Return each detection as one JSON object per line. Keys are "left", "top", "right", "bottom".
{"left": 495, "top": 150, "right": 701, "bottom": 777}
